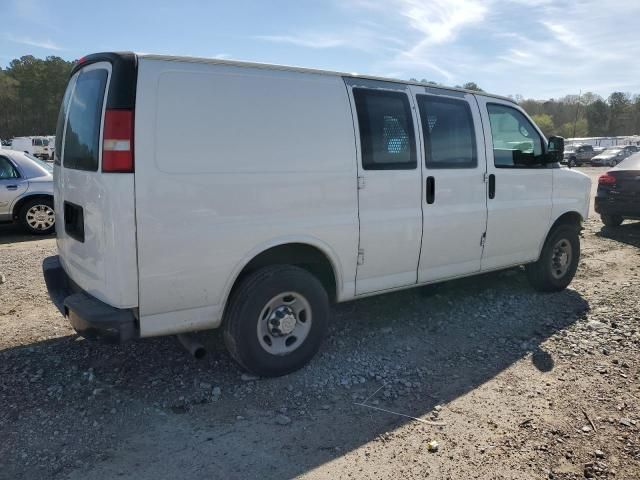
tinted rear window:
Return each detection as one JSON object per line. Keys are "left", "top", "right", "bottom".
{"left": 63, "top": 69, "right": 108, "bottom": 171}
{"left": 618, "top": 153, "right": 640, "bottom": 169}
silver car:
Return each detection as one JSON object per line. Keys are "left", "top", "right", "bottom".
{"left": 0, "top": 150, "right": 55, "bottom": 234}
{"left": 591, "top": 147, "right": 630, "bottom": 167}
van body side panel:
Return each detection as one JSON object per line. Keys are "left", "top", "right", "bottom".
{"left": 134, "top": 59, "right": 359, "bottom": 336}
{"left": 550, "top": 168, "right": 591, "bottom": 224}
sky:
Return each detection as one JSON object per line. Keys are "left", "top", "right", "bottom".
{"left": 2, "top": 0, "right": 640, "bottom": 99}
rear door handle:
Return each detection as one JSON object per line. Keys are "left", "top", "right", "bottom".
{"left": 426, "top": 176, "right": 435, "bottom": 204}
{"left": 6, "top": 185, "right": 18, "bottom": 190}
{"left": 488, "top": 174, "right": 496, "bottom": 199}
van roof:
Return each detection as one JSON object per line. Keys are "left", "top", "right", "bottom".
{"left": 137, "top": 52, "right": 517, "bottom": 104}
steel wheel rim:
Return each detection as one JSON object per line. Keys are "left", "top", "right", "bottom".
{"left": 257, "top": 291, "right": 312, "bottom": 355}
{"left": 551, "top": 238, "right": 572, "bottom": 279}
{"left": 26, "top": 205, "right": 55, "bottom": 231}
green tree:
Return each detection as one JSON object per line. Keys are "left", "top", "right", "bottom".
{"left": 0, "top": 55, "right": 74, "bottom": 139}
{"left": 631, "top": 95, "right": 640, "bottom": 134}
{"left": 558, "top": 119, "right": 588, "bottom": 138}
{"left": 608, "top": 92, "right": 632, "bottom": 136}
{"left": 531, "top": 113, "right": 555, "bottom": 137}
{"left": 586, "top": 100, "right": 609, "bottom": 136}
{"left": 457, "top": 82, "right": 483, "bottom": 92}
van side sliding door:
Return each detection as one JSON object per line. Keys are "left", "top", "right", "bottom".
{"left": 408, "top": 86, "right": 488, "bottom": 282}
{"left": 345, "top": 79, "right": 423, "bottom": 295}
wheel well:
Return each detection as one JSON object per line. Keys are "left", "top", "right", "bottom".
{"left": 551, "top": 211, "right": 583, "bottom": 231}
{"left": 234, "top": 243, "right": 337, "bottom": 301}
{"left": 12, "top": 194, "right": 53, "bottom": 220}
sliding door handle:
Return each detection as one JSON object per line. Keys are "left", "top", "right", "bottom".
{"left": 488, "top": 174, "right": 496, "bottom": 199}
{"left": 426, "top": 176, "right": 435, "bottom": 204}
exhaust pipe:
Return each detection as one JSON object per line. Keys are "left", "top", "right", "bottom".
{"left": 177, "top": 333, "right": 206, "bottom": 359}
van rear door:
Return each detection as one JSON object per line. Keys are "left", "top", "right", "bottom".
{"left": 54, "top": 54, "right": 138, "bottom": 309}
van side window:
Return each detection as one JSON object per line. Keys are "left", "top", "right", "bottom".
{"left": 487, "top": 104, "right": 544, "bottom": 168}
{"left": 0, "top": 156, "right": 20, "bottom": 179}
{"left": 417, "top": 96, "right": 477, "bottom": 169}
{"left": 353, "top": 88, "right": 416, "bottom": 170}
{"left": 63, "top": 69, "right": 108, "bottom": 171}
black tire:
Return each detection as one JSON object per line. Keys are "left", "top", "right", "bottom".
{"left": 568, "top": 157, "right": 576, "bottom": 167}
{"left": 223, "top": 265, "right": 329, "bottom": 377}
{"left": 601, "top": 214, "right": 623, "bottom": 227}
{"left": 525, "top": 224, "right": 580, "bottom": 292}
{"left": 19, "top": 197, "right": 55, "bottom": 235}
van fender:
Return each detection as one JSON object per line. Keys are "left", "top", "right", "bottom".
{"left": 535, "top": 209, "right": 585, "bottom": 261}
{"left": 219, "top": 235, "right": 347, "bottom": 319}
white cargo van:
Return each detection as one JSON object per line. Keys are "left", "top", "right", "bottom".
{"left": 11, "top": 136, "right": 52, "bottom": 159}
{"left": 44, "top": 52, "right": 591, "bottom": 376}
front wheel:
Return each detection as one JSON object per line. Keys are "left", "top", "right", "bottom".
{"left": 568, "top": 158, "right": 577, "bottom": 167}
{"left": 19, "top": 197, "right": 55, "bottom": 235}
{"left": 223, "top": 265, "right": 329, "bottom": 377}
{"left": 526, "top": 225, "right": 580, "bottom": 292}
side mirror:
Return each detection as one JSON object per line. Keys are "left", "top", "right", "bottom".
{"left": 547, "top": 136, "right": 564, "bottom": 163}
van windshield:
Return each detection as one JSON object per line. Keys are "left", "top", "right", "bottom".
{"left": 62, "top": 68, "right": 108, "bottom": 171}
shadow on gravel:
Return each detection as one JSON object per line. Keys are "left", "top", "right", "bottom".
{"left": 596, "top": 221, "right": 640, "bottom": 248}
{"left": 0, "top": 223, "right": 54, "bottom": 244}
{"left": 0, "top": 268, "right": 590, "bottom": 479}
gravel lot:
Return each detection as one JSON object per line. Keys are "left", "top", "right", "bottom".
{"left": 1, "top": 167, "right": 639, "bottom": 479}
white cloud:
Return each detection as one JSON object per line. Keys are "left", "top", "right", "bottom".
{"left": 399, "top": 0, "right": 487, "bottom": 46}
{"left": 256, "top": 33, "right": 347, "bottom": 49}
{"left": 6, "top": 33, "right": 64, "bottom": 51}
{"left": 256, "top": 0, "right": 640, "bottom": 97}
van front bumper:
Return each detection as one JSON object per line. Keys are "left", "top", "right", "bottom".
{"left": 42, "top": 255, "right": 138, "bottom": 343}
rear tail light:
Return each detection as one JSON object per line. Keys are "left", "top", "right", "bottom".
{"left": 598, "top": 173, "right": 616, "bottom": 186}
{"left": 102, "top": 109, "right": 134, "bottom": 172}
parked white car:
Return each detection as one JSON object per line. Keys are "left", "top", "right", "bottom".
{"left": 43, "top": 52, "right": 591, "bottom": 376}
{"left": 10, "top": 136, "right": 53, "bottom": 160}
{"left": 0, "top": 150, "right": 55, "bottom": 234}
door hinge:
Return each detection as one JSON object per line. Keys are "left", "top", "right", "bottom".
{"left": 357, "top": 248, "right": 365, "bottom": 265}
{"left": 357, "top": 176, "right": 365, "bottom": 190}
{"left": 480, "top": 232, "right": 487, "bottom": 247}
{"left": 483, "top": 172, "right": 490, "bottom": 183}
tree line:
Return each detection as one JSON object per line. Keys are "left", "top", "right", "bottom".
{"left": 412, "top": 78, "right": 640, "bottom": 139}
{"left": 0, "top": 55, "right": 75, "bottom": 140}
{"left": 1, "top": 57, "right": 639, "bottom": 141}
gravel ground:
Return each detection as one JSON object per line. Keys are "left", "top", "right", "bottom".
{"left": 1, "top": 167, "right": 639, "bottom": 479}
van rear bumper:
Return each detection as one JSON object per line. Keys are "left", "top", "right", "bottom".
{"left": 42, "top": 255, "right": 138, "bottom": 343}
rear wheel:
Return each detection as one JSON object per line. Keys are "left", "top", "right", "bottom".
{"left": 19, "top": 197, "right": 55, "bottom": 235}
{"left": 526, "top": 225, "right": 580, "bottom": 292}
{"left": 223, "top": 265, "right": 329, "bottom": 377}
{"left": 601, "top": 214, "right": 623, "bottom": 227}
{"left": 568, "top": 157, "right": 577, "bottom": 167}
